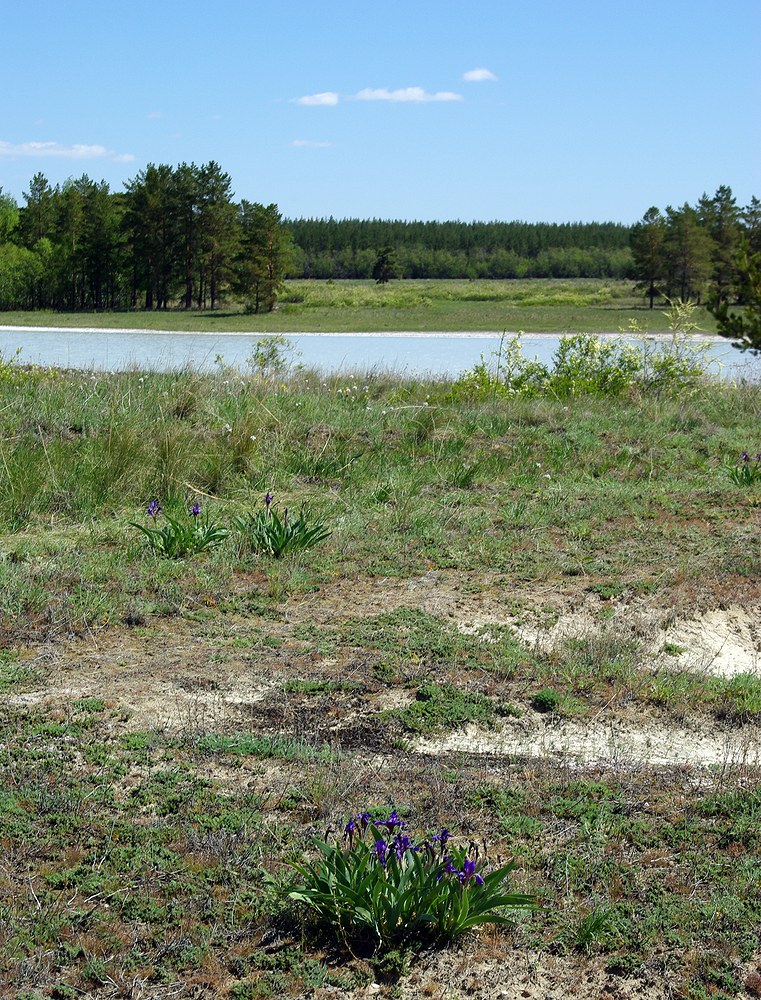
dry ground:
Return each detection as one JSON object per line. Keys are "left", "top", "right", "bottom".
{"left": 9, "top": 571, "right": 761, "bottom": 999}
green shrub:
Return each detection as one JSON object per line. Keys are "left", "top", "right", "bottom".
{"left": 454, "top": 332, "right": 713, "bottom": 399}
{"left": 530, "top": 688, "right": 563, "bottom": 713}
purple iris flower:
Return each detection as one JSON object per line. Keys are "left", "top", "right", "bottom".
{"left": 459, "top": 858, "right": 484, "bottom": 886}
{"left": 374, "top": 840, "right": 388, "bottom": 866}
{"left": 344, "top": 811, "right": 372, "bottom": 843}
{"left": 147, "top": 500, "right": 161, "bottom": 519}
{"left": 382, "top": 810, "right": 404, "bottom": 834}
{"left": 392, "top": 834, "right": 412, "bottom": 858}
{"left": 190, "top": 502, "right": 202, "bottom": 518}
{"left": 742, "top": 451, "right": 750, "bottom": 462}
{"left": 265, "top": 491, "right": 273, "bottom": 509}
{"left": 357, "top": 811, "right": 371, "bottom": 831}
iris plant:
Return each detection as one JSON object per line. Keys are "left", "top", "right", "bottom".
{"left": 287, "top": 808, "right": 537, "bottom": 952}
{"left": 130, "top": 499, "right": 228, "bottom": 558}
{"left": 726, "top": 450, "right": 761, "bottom": 487}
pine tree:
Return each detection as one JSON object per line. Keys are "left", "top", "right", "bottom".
{"left": 630, "top": 207, "right": 666, "bottom": 308}
{"left": 372, "top": 246, "right": 397, "bottom": 284}
{"left": 664, "top": 204, "right": 714, "bottom": 302}
{"left": 709, "top": 244, "right": 761, "bottom": 354}
{"left": 236, "top": 202, "right": 292, "bottom": 313}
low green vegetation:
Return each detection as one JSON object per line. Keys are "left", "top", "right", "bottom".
{"left": 0, "top": 700, "right": 758, "bottom": 996}
{"left": 0, "top": 342, "right": 759, "bottom": 997}
{"left": 0, "top": 277, "right": 719, "bottom": 332}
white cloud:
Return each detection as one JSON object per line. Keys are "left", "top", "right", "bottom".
{"left": 291, "top": 139, "right": 332, "bottom": 148}
{"left": 463, "top": 68, "right": 498, "bottom": 82}
{"left": 294, "top": 91, "right": 339, "bottom": 106}
{"left": 0, "top": 140, "right": 135, "bottom": 162}
{"left": 146, "top": 111, "right": 162, "bottom": 119}
{"left": 355, "top": 87, "right": 462, "bottom": 103}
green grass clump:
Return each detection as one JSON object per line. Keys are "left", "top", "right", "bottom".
{"left": 232, "top": 502, "right": 331, "bottom": 558}
{"left": 389, "top": 681, "right": 498, "bottom": 734}
{"left": 196, "top": 733, "right": 337, "bottom": 762}
{"left": 130, "top": 502, "right": 229, "bottom": 558}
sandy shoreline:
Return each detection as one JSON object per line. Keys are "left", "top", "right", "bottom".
{"left": 0, "top": 324, "right": 729, "bottom": 342}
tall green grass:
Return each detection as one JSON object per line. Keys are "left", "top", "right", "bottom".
{"left": 0, "top": 348, "right": 757, "bottom": 634}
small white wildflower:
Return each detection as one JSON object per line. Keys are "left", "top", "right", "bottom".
{"left": 544, "top": 473, "right": 551, "bottom": 479}
{"left": 224, "top": 423, "right": 232, "bottom": 433}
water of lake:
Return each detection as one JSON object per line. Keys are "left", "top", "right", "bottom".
{"left": 1, "top": 325, "right": 758, "bottom": 381}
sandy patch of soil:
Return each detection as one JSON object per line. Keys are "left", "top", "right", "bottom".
{"left": 659, "top": 605, "right": 761, "bottom": 677}
{"left": 9, "top": 572, "right": 761, "bottom": 771}
{"left": 456, "top": 597, "right": 761, "bottom": 680}
{"left": 287, "top": 570, "right": 761, "bottom": 679}
{"left": 303, "top": 944, "right": 761, "bottom": 1000}
{"left": 415, "top": 714, "right": 761, "bottom": 769}
{"left": 12, "top": 627, "right": 277, "bottom": 734}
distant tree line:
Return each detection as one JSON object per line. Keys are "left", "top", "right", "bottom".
{"left": 0, "top": 166, "right": 758, "bottom": 313}
{"left": 285, "top": 218, "right": 634, "bottom": 280}
{"left": 630, "top": 186, "right": 760, "bottom": 307}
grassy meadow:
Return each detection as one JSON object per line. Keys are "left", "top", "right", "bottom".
{"left": 0, "top": 278, "right": 720, "bottom": 333}
{"left": 0, "top": 347, "right": 760, "bottom": 998}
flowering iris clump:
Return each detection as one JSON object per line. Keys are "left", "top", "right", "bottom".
{"left": 286, "top": 809, "right": 537, "bottom": 952}
{"left": 725, "top": 450, "right": 761, "bottom": 487}
{"left": 130, "top": 499, "right": 228, "bottom": 558}
{"left": 232, "top": 492, "right": 331, "bottom": 559}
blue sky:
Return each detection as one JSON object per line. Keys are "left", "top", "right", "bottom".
{"left": 1, "top": 0, "right": 758, "bottom": 223}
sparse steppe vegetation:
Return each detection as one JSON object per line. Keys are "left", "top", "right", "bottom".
{"left": 0, "top": 344, "right": 759, "bottom": 998}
